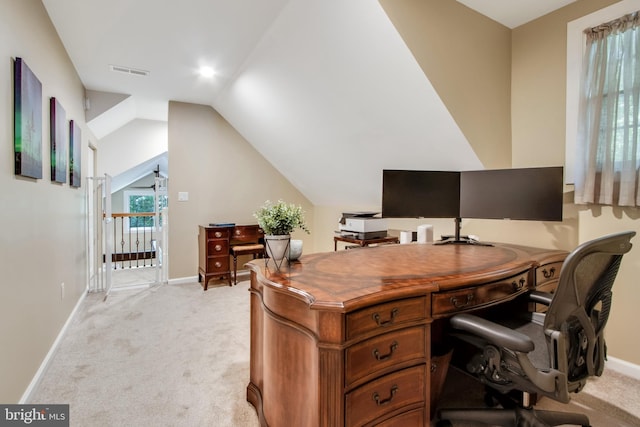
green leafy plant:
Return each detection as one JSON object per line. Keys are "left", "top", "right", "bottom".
{"left": 254, "top": 200, "right": 310, "bottom": 236}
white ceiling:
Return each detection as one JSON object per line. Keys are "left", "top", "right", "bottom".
{"left": 41, "top": 0, "right": 572, "bottom": 207}
{"left": 458, "top": 0, "right": 577, "bottom": 28}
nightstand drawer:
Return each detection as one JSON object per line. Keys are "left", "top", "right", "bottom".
{"left": 346, "top": 297, "right": 426, "bottom": 340}
{"left": 345, "top": 365, "right": 425, "bottom": 427}
{"left": 345, "top": 326, "right": 426, "bottom": 387}
{"left": 431, "top": 272, "right": 529, "bottom": 317}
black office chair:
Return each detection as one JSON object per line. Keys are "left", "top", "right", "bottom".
{"left": 437, "top": 231, "right": 635, "bottom": 427}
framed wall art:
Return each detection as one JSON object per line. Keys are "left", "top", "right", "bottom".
{"left": 14, "top": 57, "right": 43, "bottom": 179}
{"left": 50, "top": 97, "right": 67, "bottom": 183}
{"left": 69, "top": 120, "right": 81, "bottom": 188}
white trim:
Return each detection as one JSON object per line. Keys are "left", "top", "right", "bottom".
{"left": 19, "top": 291, "right": 88, "bottom": 403}
{"left": 167, "top": 270, "right": 252, "bottom": 287}
{"left": 565, "top": 0, "right": 640, "bottom": 183}
{"left": 168, "top": 276, "right": 199, "bottom": 285}
{"left": 606, "top": 355, "right": 640, "bottom": 381}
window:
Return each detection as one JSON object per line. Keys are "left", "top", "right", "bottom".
{"left": 566, "top": 0, "right": 640, "bottom": 181}
{"left": 574, "top": 10, "right": 640, "bottom": 206}
{"left": 124, "top": 189, "right": 167, "bottom": 230}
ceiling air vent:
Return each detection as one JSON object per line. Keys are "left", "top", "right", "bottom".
{"left": 109, "top": 64, "right": 150, "bottom": 77}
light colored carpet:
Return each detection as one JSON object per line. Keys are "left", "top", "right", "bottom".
{"left": 29, "top": 279, "right": 640, "bottom": 426}
{"left": 29, "top": 281, "right": 260, "bottom": 427}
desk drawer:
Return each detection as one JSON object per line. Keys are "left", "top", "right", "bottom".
{"left": 207, "top": 228, "right": 230, "bottom": 239}
{"left": 345, "top": 326, "right": 426, "bottom": 387}
{"left": 345, "top": 365, "right": 425, "bottom": 427}
{"left": 346, "top": 297, "right": 426, "bottom": 340}
{"left": 536, "top": 262, "right": 562, "bottom": 287}
{"left": 374, "top": 408, "right": 424, "bottom": 427}
{"left": 206, "top": 256, "right": 229, "bottom": 273}
{"left": 431, "top": 272, "right": 529, "bottom": 317}
{"left": 207, "top": 239, "right": 229, "bottom": 255}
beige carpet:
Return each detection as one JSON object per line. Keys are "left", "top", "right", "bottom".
{"left": 29, "top": 281, "right": 260, "bottom": 427}
{"left": 29, "top": 280, "right": 640, "bottom": 426}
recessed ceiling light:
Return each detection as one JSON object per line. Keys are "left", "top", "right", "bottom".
{"left": 199, "top": 66, "right": 215, "bottom": 78}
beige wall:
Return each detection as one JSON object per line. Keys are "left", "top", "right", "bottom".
{"left": 167, "top": 101, "right": 314, "bottom": 280}
{"left": 0, "top": 0, "right": 91, "bottom": 402}
{"left": 380, "top": 0, "right": 513, "bottom": 170}
{"left": 511, "top": 0, "right": 639, "bottom": 364}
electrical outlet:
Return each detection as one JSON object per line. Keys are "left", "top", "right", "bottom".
{"left": 60, "top": 282, "right": 65, "bottom": 300}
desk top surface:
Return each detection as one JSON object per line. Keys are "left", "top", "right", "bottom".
{"left": 247, "top": 242, "right": 566, "bottom": 311}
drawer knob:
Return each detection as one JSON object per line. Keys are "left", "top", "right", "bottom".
{"left": 214, "top": 231, "right": 222, "bottom": 238}
{"left": 372, "top": 341, "right": 399, "bottom": 361}
{"left": 542, "top": 267, "right": 556, "bottom": 279}
{"left": 214, "top": 244, "right": 222, "bottom": 252}
{"left": 372, "top": 385, "right": 398, "bottom": 406}
{"left": 450, "top": 294, "right": 473, "bottom": 308}
{"left": 372, "top": 308, "right": 399, "bottom": 327}
{"left": 512, "top": 277, "right": 526, "bottom": 290}
{"left": 214, "top": 261, "right": 222, "bottom": 268}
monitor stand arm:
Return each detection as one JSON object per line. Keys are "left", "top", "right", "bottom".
{"left": 435, "top": 217, "right": 493, "bottom": 246}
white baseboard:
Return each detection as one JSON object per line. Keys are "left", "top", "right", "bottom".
{"left": 19, "top": 290, "right": 88, "bottom": 404}
{"left": 607, "top": 356, "right": 640, "bottom": 381}
{"left": 168, "top": 270, "right": 251, "bottom": 286}
{"left": 168, "top": 275, "right": 199, "bottom": 285}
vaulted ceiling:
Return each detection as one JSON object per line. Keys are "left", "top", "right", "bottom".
{"left": 41, "top": 0, "right": 576, "bottom": 206}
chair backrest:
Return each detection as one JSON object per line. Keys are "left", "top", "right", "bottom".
{"left": 544, "top": 231, "right": 635, "bottom": 384}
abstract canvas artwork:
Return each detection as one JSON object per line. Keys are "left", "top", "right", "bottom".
{"left": 14, "top": 57, "right": 43, "bottom": 179}
{"left": 50, "top": 97, "right": 67, "bottom": 183}
{"left": 69, "top": 120, "right": 81, "bottom": 188}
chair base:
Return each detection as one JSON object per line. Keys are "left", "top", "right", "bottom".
{"left": 437, "top": 406, "right": 591, "bottom": 427}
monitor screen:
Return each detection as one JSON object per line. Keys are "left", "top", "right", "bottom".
{"left": 460, "top": 166, "right": 563, "bottom": 221}
{"left": 382, "top": 170, "right": 461, "bottom": 218}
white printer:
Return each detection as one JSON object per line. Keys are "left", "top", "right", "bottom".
{"left": 338, "top": 212, "right": 388, "bottom": 239}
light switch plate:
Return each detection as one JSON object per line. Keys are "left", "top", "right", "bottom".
{"left": 178, "top": 191, "right": 189, "bottom": 201}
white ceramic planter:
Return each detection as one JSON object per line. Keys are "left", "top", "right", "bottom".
{"left": 264, "top": 235, "right": 290, "bottom": 263}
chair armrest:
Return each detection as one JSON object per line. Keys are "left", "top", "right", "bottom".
{"left": 529, "top": 290, "right": 553, "bottom": 306}
{"left": 450, "top": 313, "right": 535, "bottom": 353}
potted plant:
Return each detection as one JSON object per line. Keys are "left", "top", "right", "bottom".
{"left": 254, "top": 200, "right": 310, "bottom": 265}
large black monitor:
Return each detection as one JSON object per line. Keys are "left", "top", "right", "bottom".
{"left": 382, "top": 170, "right": 460, "bottom": 219}
{"left": 460, "top": 166, "right": 563, "bottom": 221}
{"left": 381, "top": 167, "right": 563, "bottom": 244}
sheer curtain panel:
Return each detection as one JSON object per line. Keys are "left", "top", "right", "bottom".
{"left": 575, "top": 11, "right": 640, "bottom": 206}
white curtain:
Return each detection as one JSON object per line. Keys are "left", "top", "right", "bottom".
{"left": 574, "top": 11, "right": 640, "bottom": 206}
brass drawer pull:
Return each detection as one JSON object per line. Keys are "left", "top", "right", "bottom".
{"left": 372, "top": 308, "right": 399, "bottom": 326}
{"left": 542, "top": 267, "right": 556, "bottom": 279}
{"left": 372, "top": 385, "right": 398, "bottom": 406}
{"left": 372, "top": 341, "right": 398, "bottom": 361}
{"left": 450, "top": 294, "right": 473, "bottom": 308}
{"left": 512, "top": 277, "right": 526, "bottom": 290}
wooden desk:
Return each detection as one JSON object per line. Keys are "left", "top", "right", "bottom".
{"left": 245, "top": 242, "right": 566, "bottom": 426}
{"left": 334, "top": 234, "right": 400, "bottom": 250}
{"left": 198, "top": 224, "right": 263, "bottom": 290}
